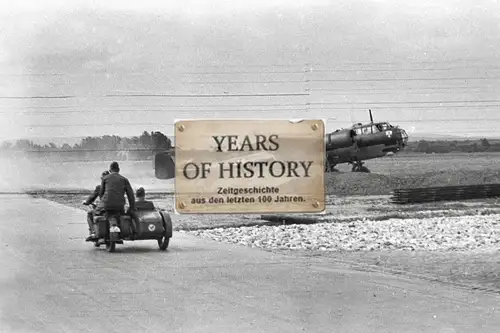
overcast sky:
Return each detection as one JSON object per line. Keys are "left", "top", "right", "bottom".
{"left": 1, "top": 0, "right": 500, "bottom": 143}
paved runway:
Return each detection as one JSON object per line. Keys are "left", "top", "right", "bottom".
{"left": 0, "top": 194, "right": 499, "bottom": 333}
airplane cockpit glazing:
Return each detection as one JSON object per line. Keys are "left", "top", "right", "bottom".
{"left": 377, "top": 123, "right": 389, "bottom": 131}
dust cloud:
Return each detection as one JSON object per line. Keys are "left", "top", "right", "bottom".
{"left": 0, "top": 154, "right": 32, "bottom": 193}
{"left": 0, "top": 154, "right": 174, "bottom": 194}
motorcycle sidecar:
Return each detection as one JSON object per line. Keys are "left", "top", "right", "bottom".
{"left": 93, "top": 209, "right": 173, "bottom": 253}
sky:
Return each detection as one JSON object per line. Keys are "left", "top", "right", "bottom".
{"left": 1, "top": 0, "right": 500, "bottom": 144}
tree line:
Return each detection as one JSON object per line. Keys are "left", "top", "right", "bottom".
{"left": 403, "top": 138, "right": 500, "bottom": 153}
{"left": 0, "top": 131, "right": 173, "bottom": 161}
{"left": 1, "top": 131, "right": 172, "bottom": 151}
{"left": 2, "top": 133, "right": 499, "bottom": 157}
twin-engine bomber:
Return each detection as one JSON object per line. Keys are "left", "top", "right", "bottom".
{"left": 324, "top": 109, "right": 409, "bottom": 173}
{"left": 153, "top": 110, "right": 409, "bottom": 178}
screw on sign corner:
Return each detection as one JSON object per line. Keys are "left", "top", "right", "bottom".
{"left": 311, "top": 123, "right": 319, "bottom": 131}
{"left": 177, "top": 124, "right": 185, "bottom": 132}
{"left": 312, "top": 201, "right": 320, "bottom": 208}
{"left": 178, "top": 201, "right": 186, "bottom": 210}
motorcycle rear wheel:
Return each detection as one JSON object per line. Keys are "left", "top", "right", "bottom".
{"left": 106, "top": 241, "right": 116, "bottom": 252}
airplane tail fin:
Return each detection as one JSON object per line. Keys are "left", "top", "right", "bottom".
{"left": 154, "top": 152, "right": 176, "bottom": 179}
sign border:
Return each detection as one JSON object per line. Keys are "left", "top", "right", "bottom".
{"left": 173, "top": 118, "right": 326, "bottom": 215}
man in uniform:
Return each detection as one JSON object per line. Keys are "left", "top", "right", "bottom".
{"left": 82, "top": 170, "right": 109, "bottom": 241}
{"left": 134, "top": 187, "right": 156, "bottom": 211}
{"left": 99, "top": 161, "right": 137, "bottom": 236}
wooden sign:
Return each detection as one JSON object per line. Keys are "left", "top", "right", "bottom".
{"left": 174, "top": 119, "right": 325, "bottom": 214}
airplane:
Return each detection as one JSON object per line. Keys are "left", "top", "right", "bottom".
{"left": 323, "top": 109, "right": 408, "bottom": 173}
{"left": 153, "top": 109, "right": 409, "bottom": 179}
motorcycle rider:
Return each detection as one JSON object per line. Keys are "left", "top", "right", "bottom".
{"left": 99, "top": 161, "right": 137, "bottom": 237}
{"left": 82, "top": 170, "right": 109, "bottom": 241}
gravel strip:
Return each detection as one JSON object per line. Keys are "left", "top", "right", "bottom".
{"left": 186, "top": 214, "right": 500, "bottom": 252}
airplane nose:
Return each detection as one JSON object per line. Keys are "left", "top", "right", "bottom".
{"left": 399, "top": 129, "right": 409, "bottom": 146}
{"left": 393, "top": 128, "right": 408, "bottom": 147}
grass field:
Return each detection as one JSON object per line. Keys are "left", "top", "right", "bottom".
{"left": 2, "top": 151, "right": 500, "bottom": 195}
{"left": 331, "top": 151, "right": 500, "bottom": 175}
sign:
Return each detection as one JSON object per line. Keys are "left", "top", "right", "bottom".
{"left": 174, "top": 119, "right": 325, "bottom": 214}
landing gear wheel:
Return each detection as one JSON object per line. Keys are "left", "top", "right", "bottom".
{"left": 158, "top": 236, "right": 170, "bottom": 251}
{"left": 324, "top": 161, "right": 331, "bottom": 172}
{"left": 325, "top": 160, "right": 338, "bottom": 173}
{"left": 358, "top": 166, "right": 370, "bottom": 173}
{"left": 106, "top": 241, "right": 116, "bottom": 253}
{"left": 94, "top": 242, "right": 100, "bottom": 248}
{"left": 351, "top": 163, "right": 370, "bottom": 173}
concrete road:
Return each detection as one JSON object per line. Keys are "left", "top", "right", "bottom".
{"left": 0, "top": 195, "right": 498, "bottom": 333}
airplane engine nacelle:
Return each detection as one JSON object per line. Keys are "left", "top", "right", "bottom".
{"left": 154, "top": 152, "right": 176, "bottom": 179}
{"left": 325, "top": 129, "right": 355, "bottom": 151}
{"left": 355, "top": 130, "right": 397, "bottom": 147}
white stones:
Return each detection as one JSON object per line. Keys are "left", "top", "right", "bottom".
{"left": 187, "top": 214, "right": 500, "bottom": 253}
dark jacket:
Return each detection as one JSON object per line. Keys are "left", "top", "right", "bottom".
{"left": 135, "top": 199, "right": 155, "bottom": 211}
{"left": 84, "top": 185, "right": 101, "bottom": 205}
{"left": 99, "top": 172, "right": 135, "bottom": 211}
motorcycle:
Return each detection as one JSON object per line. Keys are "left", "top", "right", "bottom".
{"left": 84, "top": 203, "right": 173, "bottom": 253}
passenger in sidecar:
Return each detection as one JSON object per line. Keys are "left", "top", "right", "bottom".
{"left": 134, "top": 187, "right": 155, "bottom": 211}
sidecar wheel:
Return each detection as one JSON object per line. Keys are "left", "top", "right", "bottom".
{"left": 158, "top": 236, "right": 170, "bottom": 251}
